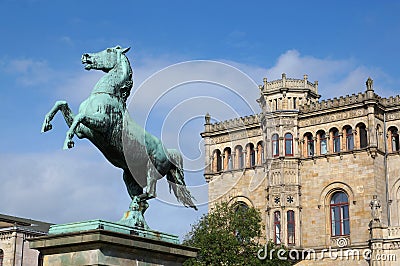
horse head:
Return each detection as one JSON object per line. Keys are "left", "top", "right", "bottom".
{"left": 81, "top": 45, "right": 131, "bottom": 72}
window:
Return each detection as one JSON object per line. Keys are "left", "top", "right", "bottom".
{"left": 330, "top": 192, "right": 350, "bottom": 236}
{"left": 285, "top": 133, "right": 293, "bottom": 156}
{"left": 332, "top": 129, "right": 341, "bottom": 153}
{"left": 305, "top": 133, "right": 314, "bottom": 157}
{"left": 247, "top": 143, "right": 256, "bottom": 167}
{"left": 319, "top": 131, "right": 327, "bottom": 155}
{"left": 0, "top": 249, "right": 3, "bottom": 266}
{"left": 272, "top": 134, "right": 279, "bottom": 157}
{"left": 287, "top": 210, "right": 295, "bottom": 245}
{"left": 390, "top": 127, "right": 400, "bottom": 152}
{"left": 235, "top": 201, "right": 249, "bottom": 213}
{"left": 274, "top": 211, "right": 281, "bottom": 244}
{"left": 234, "top": 202, "right": 249, "bottom": 242}
{"left": 345, "top": 127, "right": 354, "bottom": 150}
{"left": 224, "top": 148, "right": 232, "bottom": 170}
{"left": 293, "top": 97, "right": 297, "bottom": 109}
{"left": 213, "top": 150, "right": 222, "bottom": 172}
{"left": 358, "top": 124, "right": 368, "bottom": 148}
{"left": 235, "top": 146, "right": 244, "bottom": 168}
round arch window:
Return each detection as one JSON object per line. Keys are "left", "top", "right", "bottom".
{"left": 330, "top": 192, "right": 350, "bottom": 236}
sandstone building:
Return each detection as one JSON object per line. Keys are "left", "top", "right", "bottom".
{"left": 201, "top": 74, "right": 400, "bottom": 265}
{"left": 0, "top": 214, "right": 51, "bottom": 266}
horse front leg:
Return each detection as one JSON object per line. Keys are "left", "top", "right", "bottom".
{"left": 41, "top": 100, "right": 75, "bottom": 132}
{"left": 63, "top": 112, "right": 109, "bottom": 149}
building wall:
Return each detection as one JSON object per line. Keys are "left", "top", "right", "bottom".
{"left": 203, "top": 75, "right": 400, "bottom": 265}
{"left": 0, "top": 230, "right": 42, "bottom": 266}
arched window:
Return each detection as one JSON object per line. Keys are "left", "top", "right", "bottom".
{"left": 345, "top": 126, "right": 354, "bottom": 150}
{"left": 305, "top": 133, "right": 314, "bottom": 157}
{"left": 257, "top": 141, "right": 264, "bottom": 164}
{"left": 224, "top": 147, "right": 232, "bottom": 171}
{"left": 0, "top": 249, "right": 3, "bottom": 266}
{"left": 358, "top": 123, "right": 368, "bottom": 148}
{"left": 235, "top": 146, "right": 244, "bottom": 168}
{"left": 287, "top": 210, "right": 295, "bottom": 245}
{"left": 246, "top": 143, "right": 256, "bottom": 167}
{"left": 331, "top": 128, "right": 340, "bottom": 153}
{"left": 213, "top": 150, "right": 222, "bottom": 172}
{"left": 234, "top": 201, "right": 249, "bottom": 213}
{"left": 233, "top": 201, "right": 250, "bottom": 242}
{"left": 274, "top": 211, "right": 281, "bottom": 244}
{"left": 285, "top": 133, "right": 293, "bottom": 156}
{"left": 389, "top": 127, "right": 400, "bottom": 152}
{"left": 318, "top": 130, "right": 327, "bottom": 155}
{"left": 272, "top": 134, "right": 279, "bottom": 157}
{"left": 330, "top": 192, "right": 350, "bottom": 236}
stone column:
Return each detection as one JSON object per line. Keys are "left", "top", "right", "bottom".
{"left": 316, "top": 133, "right": 321, "bottom": 156}
{"left": 355, "top": 125, "right": 360, "bottom": 149}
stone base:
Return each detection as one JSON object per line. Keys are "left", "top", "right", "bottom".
{"left": 29, "top": 228, "right": 197, "bottom": 266}
{"left": 47, "top": 219, "right": 179, "bottom": 244}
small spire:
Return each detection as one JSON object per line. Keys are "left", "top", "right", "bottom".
{"left": 366, "top": 77, "right": 374, "bottom": 91}
{"left": 205, "top": 113, "right": 211, "bottom": 124}
{"left": 263, "top": 77, "right": 268, "bottom": 91}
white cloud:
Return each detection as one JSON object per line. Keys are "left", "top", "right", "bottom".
{"left": 5, "top": 58, "right": 55, "bottom": 86}
{"left": 263, "top": 50, "right": 396, "bottom": 99}
{"left": 0, "top": 147, "right": 125, "bottom": 223}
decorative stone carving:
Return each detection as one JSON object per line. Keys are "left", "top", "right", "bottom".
{"left": 370, "top": 195, "right": 382, "bottom": 223}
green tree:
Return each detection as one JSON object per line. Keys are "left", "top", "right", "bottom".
{"left": 183, "top": 202, "right": 292, "bottom": 265}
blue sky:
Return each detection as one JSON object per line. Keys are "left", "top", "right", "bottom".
{"left": 1, "top": 0, "right": 400, "bottom": 240}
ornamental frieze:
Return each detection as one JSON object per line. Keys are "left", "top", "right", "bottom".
{"left": 386, "top": 111, "right": 400, "bottom": 121}
{"left": 211, "top": 128, "right": 262, "bottom": 144}
{"left": 299, "top": 108, "right": 367, "bottom": 127}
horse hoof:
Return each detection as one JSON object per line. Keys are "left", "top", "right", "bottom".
{"left": 63, "top": 140, "right": 74, "bottom": 150}
{"left": 68, "top": 141, "right": 74, "bottom": 148}
{"left": 41, "top": 123, "right": 52, "bottom": 133}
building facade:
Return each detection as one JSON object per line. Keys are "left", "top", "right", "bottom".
{"left": 0, "top": 214, "right": 51, "bottom": 266}
{"left": 201, "top": 74, "right": 400, "bottom": 265}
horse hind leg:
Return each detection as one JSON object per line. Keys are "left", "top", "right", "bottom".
{"left": 123, "top": 170, "right": 143, "bottom": 199}
{"left": 41, "top": 100, "right": 75, "bottom": 132}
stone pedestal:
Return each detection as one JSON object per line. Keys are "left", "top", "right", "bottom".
{"left": 29, "top": 225, "right": 197, "bottom": 266}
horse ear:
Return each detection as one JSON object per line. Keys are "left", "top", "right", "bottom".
{"left": 122, "top": 47, "right": 131, "bottom": 54}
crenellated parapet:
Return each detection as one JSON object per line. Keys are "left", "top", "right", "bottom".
{"left": 379, "top": 95, "right": 400, "bottom": 107}
{"left": 300, "top": 89, "right": 400, "bottom": 114}
{"left": 299, "top": 92, "right": 371, "bottom": 113}
{"left": 259, "top": 73, "right": 318, "bottom": 95}
{"left": 204, "top": 114, "right": 261, "bottom": 134}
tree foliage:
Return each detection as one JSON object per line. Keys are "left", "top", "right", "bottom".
{"left": 183, "top": 202, "right": 292, "bottom": 265}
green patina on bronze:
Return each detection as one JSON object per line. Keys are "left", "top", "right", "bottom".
{"left": 41, "top": 46, "right": 197, "bottom": 233}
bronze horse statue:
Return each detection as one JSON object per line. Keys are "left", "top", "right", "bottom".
{"left": 41, "top": 46, "right": 197, "bottom": 215}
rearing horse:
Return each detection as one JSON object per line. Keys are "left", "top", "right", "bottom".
{"left": 41, "top": 46, "right": 197, "bottom": 211}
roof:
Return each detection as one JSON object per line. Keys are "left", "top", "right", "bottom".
{"left": 0, "top": 213, "right": 53, "bottom": 233}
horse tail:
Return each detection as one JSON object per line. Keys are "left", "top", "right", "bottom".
{"left": 167, "top": 149, "right": 198, "bottom": 210}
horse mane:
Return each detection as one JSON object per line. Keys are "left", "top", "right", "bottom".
{"left": 119, "top": 54, "right": 133, "bottom": 103}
